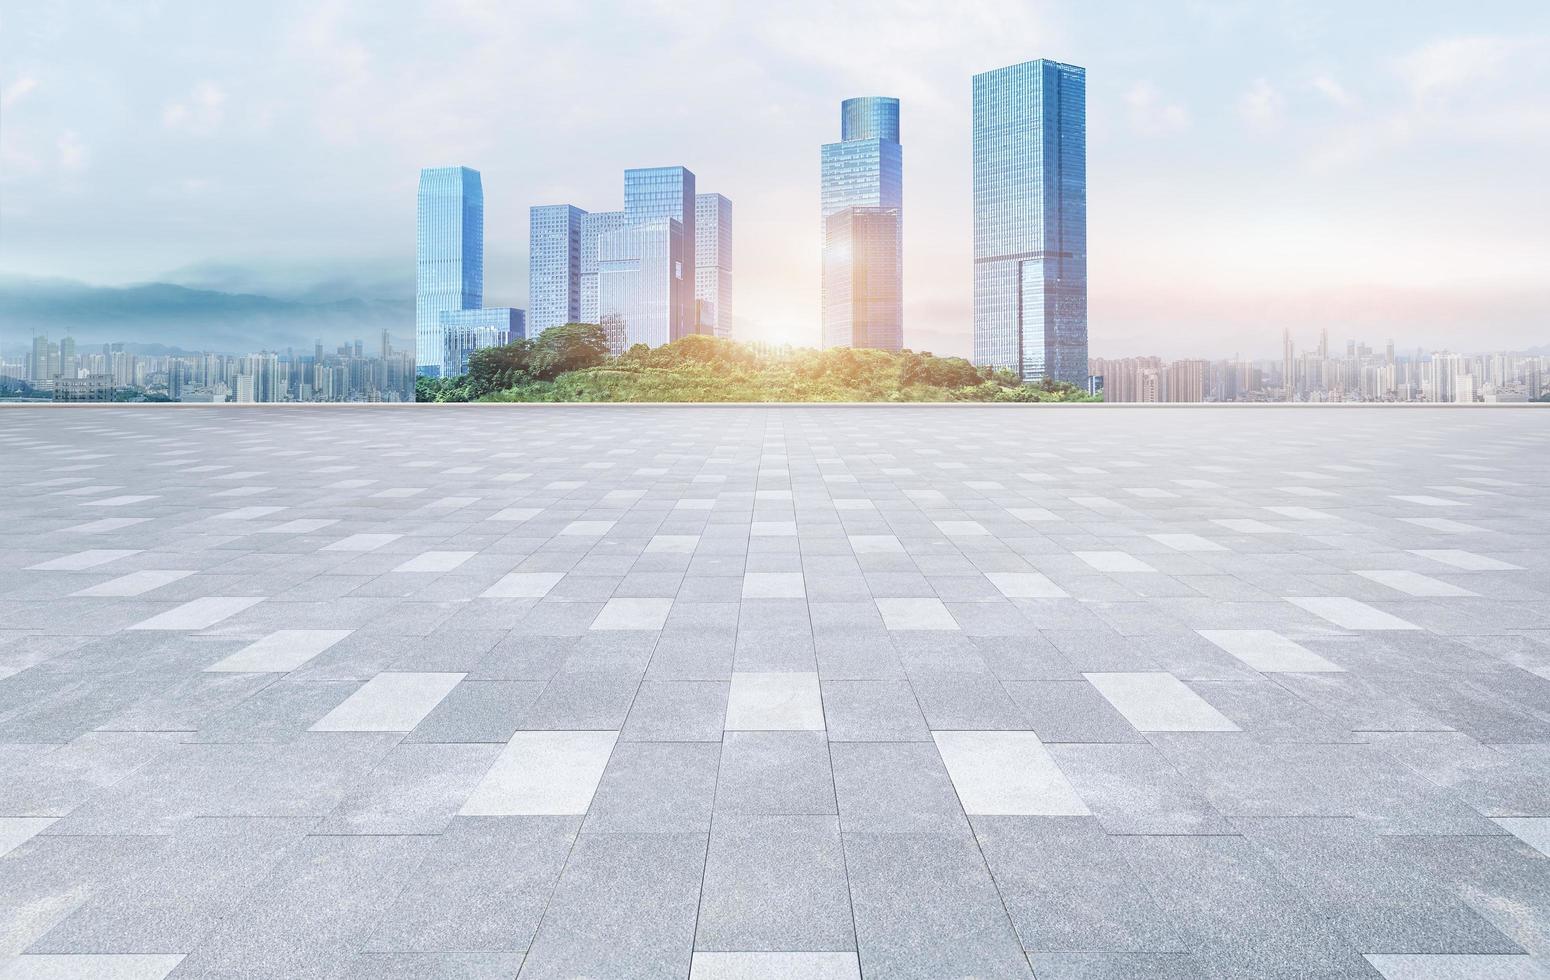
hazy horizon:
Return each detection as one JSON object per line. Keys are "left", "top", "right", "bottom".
{"left": 3, "top": 1, "right": 1547, "bottom": 360}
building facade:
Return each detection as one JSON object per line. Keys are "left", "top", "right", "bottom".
{"left": 580, "top": 210, "right": 627, "bottom": 324}
{"left": 440, "top": 308, "right": 524, "bottom": 377}
{"left": 972, "top": 60, "right": 1087, "bottom": 385}
{"left": 620, "top": 166, "right": 697, "bottom": 339}
{"left": 416, "top": 166, "right": 484, "bottom": 377}
{"left": 821, "top": 97, "right": 902, "bottom": 351}
{"left": 598, "top": 218, "right": 687, "bottom": 352}
{"left": 528, "top": 205, "right": 585, "bottom": 334}
{"left": 823, "top": 206, "right": 903, "bottom": 351}
{"left": 695, "top": 193, "right": 734, "bottom": 338}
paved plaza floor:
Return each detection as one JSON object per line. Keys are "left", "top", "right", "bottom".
{"left": 1, "top": 405, "right": 1549, "bottom": 979}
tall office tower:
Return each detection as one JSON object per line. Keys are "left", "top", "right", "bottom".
{"left": 439, "top": 308, "right": 525, "bottom": 377}
{"left": 598, "top": 218, "right": 687, "bottom": 352}
{"left": 821, "top": 97, "right": 902, "bottom": 350}
{"left": 416, "top": 166, "right": 484, "bottom": 377}
{"left": 972, "top": 60, "right": 1087, "bottom": 384}
{"left": 694, "top": 193, "right": 734, "bottom": 338}
{"left": 1283, "top": 328, "right": 1295, "bottom": 401}
{"left": 824, "top": 207, "right": 903, "bottom": 350}
{"left": 529, "top": 204, "right": 586, "bottom": 334}
{"left": 620, "top": 166, "right": 697, "bottom": 337}
{"left": 580, "top": 210, "right": 627, "bottom": 323}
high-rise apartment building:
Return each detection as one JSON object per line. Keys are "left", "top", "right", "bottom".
{"left": 618, "top": 166, "right": 697, "bottom": 339}
{"left": 416, "top": 166, "right": 484, "bottom": 377}
{"left": 972, "top": 60, "right": 1087, "bottom": 385}
{"left": 580, "top": 210, "right": 627, "bottom": 325}
{"left": 695, "top": 193, "right": 734, "bottom": 338}
{"left": 528, "top": 205, "right": 585, "bottom": 334}
{"left": 821, "top": 97, "right": 902, "bottom": 351}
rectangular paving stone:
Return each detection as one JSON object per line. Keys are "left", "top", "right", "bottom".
{"left": 1197, "top": 629, "right": 1345, "bottom": 673}
{"left": 205, "top": 628, "right": 354, "bottom": 673}
{"left": 310, "top": 671, "right": 465, "bottom": 732}
{"left": 696, "top": 814, "right": 854, "bottom": 952}
{"left": 126, "top": 596, "right": 265, "bottom": 631}
{"left": 459, "top": 730, "right": 618, "bottom": 816}
{"left": 518, "top": 832, "right": 705, "bottom": 980}
{"left": 1084, "top": 671, "right": 1241, "bottom": 732}
{"left": 933, "top": 730, "right": 1090, "bottom": 815}
{"left": 1287, "top": 596, "right": 1423, "bottom": 630}
{"left": 725, "top": 671, "right": 824, "bottom": 731}
{"left": 843, "top": 831, "right": 1034, "bottom": 979}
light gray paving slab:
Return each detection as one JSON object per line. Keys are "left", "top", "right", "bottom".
{"left": 309, "top": 671, "right": 465, "bottom": 732}
{"left": 459, "top": 730, "right": 617, "bottom": 816}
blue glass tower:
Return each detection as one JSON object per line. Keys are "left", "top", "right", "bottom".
{"left": 416, "top": 166, "right": 483, "bottom": 377}
{"left": 821, "top": 97, "right": 902, "bottom": 350}
{"left": 528, "top": 205, "right": 584, "bottom": 334}
{"left": 972, "top": 60, "right": 1087, "bottom": 385}
{"left": 622, "top": 166, "right": 697, "bottom": 338}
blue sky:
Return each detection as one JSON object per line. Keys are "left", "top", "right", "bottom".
{"left": 2, "top": 0, "right": 1547, "bottom": 357}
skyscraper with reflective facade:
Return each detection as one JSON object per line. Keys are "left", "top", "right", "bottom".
{"left": 529, "top": 167, "right": 727, "bottom": 351}
{"left": 416, "top": 167, "right": 483, "bottom": 376}
{"left": 821, "top": 97, "right": 902, "bottom": 351}
{"left": 439, "top": 308, "right": 524, "bottom": 378}
{"left": 528, "top": 205, "right": 584, "bottom": 334}
{"left": 620, "top": 166, "right": 696, "bottom": 339}
{"left": 695, "top": 193, "right": 734, "bottom": 338}
{"left": 972, "top": 60, "right": 1087, "bottom": 385}
{"left": 598, "top": 218, "right": 686, "bottom": 352}
{"left": 579, "top": 210, "right": 627, "bottom": 325}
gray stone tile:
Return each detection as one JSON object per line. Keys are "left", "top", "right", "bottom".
{"left": 971, "top": 815, "right": 1183, "bottom": 953}
{"left": 518, "top": 832, "right": 705, "bottom": 980}
{"left": 715, "top": 732, "right": 835, "bottom": 815}
{"left": 843, "top": 831, "right": 1033, "bottom": 979}
{"left": 583, "top": 741, "right": 719, "bottom": 833}
{"left": 696, "top": 814, "right": 853, "bottom": 952}
{"left": 366, "top": 816, "right": 579, "bottom": 953}
{"left": 162, "top": 834, "right": 433, "bottom": 980}
{"left": 28, "top": 817, "right": 312, "bottom": 954}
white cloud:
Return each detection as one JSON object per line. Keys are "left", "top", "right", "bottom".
{"left": 57, "top": 130, "right": 88, "bottom": 171}
{"left": 1310, "top": 75, "right": 1352, "bottom": 107}
{"left": 1, "top": 75, "right": 39, "bottom": 109}
{"left": 1237, "top": 78, "right": 1283, "bottom": 132}
{"left": 1392, "top": 36, "right": 1529, "bottom": 98}
{"left": 1124, "top": 80, "right": 1191, "bottom": 134}
{"left": 161, "top": 81, "right": 226, "bottom": 133}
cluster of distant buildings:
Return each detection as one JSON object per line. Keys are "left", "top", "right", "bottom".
{"left": 415, "top": 165, "right": 734, "bottom": 379}
{"left": 416, "top": 57, "right": 1090, "bottom": 387}
{"left": 1093, "top": 330, "right": 1547, "bottom": 403}
{"left": 1, "top": 332, "right": 417, "bottom": 403}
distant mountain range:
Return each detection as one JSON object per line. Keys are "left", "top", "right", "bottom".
{"left": 0, "top": 275, "right": 413, "bottom": 354}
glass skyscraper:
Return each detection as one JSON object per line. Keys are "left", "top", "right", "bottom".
{"left": 416, "top": 166, "right": 483, "bottom": 377}
{"left": 694, "top": 193, "right": 734, "bottom": 338}
{"left": 821, "top": 97, "right": 902, "bottom": 350}
{"left": 579, "top": 210, "right": 626, "bottom": 325}
{"left": 528, "top": 205, "right": 584, "bottom": 334}
{"left": 972, "top": 59, "right": 1087, "bottom": 385}
{"left": 621, "top": 166, "right": 697, "bottom": 339}
{"left": 598, "top": 218, "right": 686, "bottom": 352}
{"left": 439, "top": 308, "right": 524, "bottom": 378}
{"left": 823, "top": 206, "right": 902, "bottom": 352}
{"left": 530, "top": 167, "right": 726, "bottom": 350}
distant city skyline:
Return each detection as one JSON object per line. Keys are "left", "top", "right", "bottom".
{"left": 2, "top": 3, "right": 1547, "bottom": 358}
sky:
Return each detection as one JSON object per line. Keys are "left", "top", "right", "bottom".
{"left": 2, "top": 0, "right": 1548, "bottom": 359}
